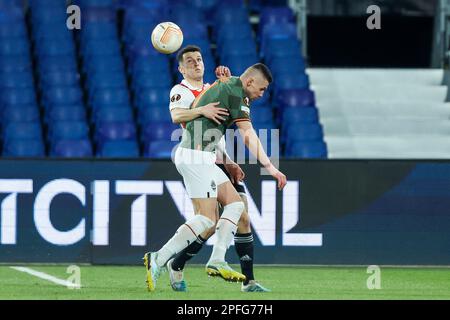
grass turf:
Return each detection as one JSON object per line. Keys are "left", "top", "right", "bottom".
{"left": 0, "top": 265, "right": 449, "bottom": 300}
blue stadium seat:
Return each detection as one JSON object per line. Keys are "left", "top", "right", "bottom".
{"left": 124, "top": 7, "right": 166, "bottom": 31}
{"left": 46, "top": 105, "right": 87, "bottom": 124}
{"left": 0, "top": 22, "right": 27, "bottom": 38}
{"left": 35, "top": 38, "right": 75, "bottom": 54}
{"left": 282, "top": 107, "right": 319, "bottom": 125}
{"left": 170, "top": 5, "right": 205, "bottom": 25}
{"left": 0, "top": 72, "right": 34, "bottom": 89}
{"left": 140, "top": 122, "right": 179, "bottom": 142}
{"left": 3, "top": 122, "right": 42, "bottom": 141}
{"left": 1, "top": 88, "right": 36, "bottom": 107}
{"left": 144, "top": 140, "right": 178, "bottom": 159}
{"left": 125, "top": 42, "right": 160, "bottom": 60}
{"left": 135, "top": 88, "right": 171, "bottom": 109}
{"left": 74, "top": 0, "right": 115, "bottom": 7}
{"left": 95, "top": 122, "right": 137, "bottom": 145}
{"left": 252, "top": 120, "right": 277, "bottom": 132}
{"left": 29, "top": 0, "right": 66, "bottom": 10}
{"left": 2, "top": 106, "right": 40, "bottom": 124}
{"left": 252, "top": 96, "right": 271, "bottom": 110}
{"left": 221, "top": 54, "right": 259, "bottom": 75}
{"left": 128, "top": 56, "right": 170, "bottom": 75}
{"left": 81, "top": 39, "right": 121, "bottom": 58}
{"left": 93, "top": 107, "right": 134, "bottom": 125}
{"left": 131, "top": 73, "right": 172, "bottom": 93}
{"left": 0, "top": 5, "right": 23, "bottom": 22}
{"left": 274, "top": 74, "right": 310, "bottom": 97}
{"left": 138, "top": 106, "right": 173, "bottom": 125}
{"left": 213, "top": 6, "right": 249, "bottom": 26}
{"left": 32, "top": 24, "right": 73, "bottom": 40}
{"left": 31, "top": 8, "right": 67, "bottom": 25}
{"left": 87, "top": 73, "right": 127, "bottom": 95}
{"left": 260, "top": 23, "right": 297, "bottom": 54}
{"left": 250, "top": 106, "right": 274, "bottom": 123}
{"left": 0, "top": 56, "right": 31, "bottom": 72}
{"left": 79, "top": 22, "right": 118, "bottom": 40}
{"left": 286, "top": 123, "right": 323, "bottom": 145}
{"left": 0, "top": 38, "right": 29, "bottom": 56}
{"left": 177, "top": 22, "right": 208, "bottom": 40}
{"left": 286, "top": 141, "right": 327, "bottom": 159}
{"left": 216, "top": 23, "right": 253, "bottom": 45}
{"left": 276, "top": 88, "right": 315, "bottom": 109}
{"left": 218, "top": 41, "right": 257, "bottom": 59}
{"left": 259, "top": 6, "right": 295, "bottom": 30}
{"left": 39, "top": 72, "right": 80, "bottom": 88}
{"left": 81, "top": 7, "right": 117, "bottom": 22}
{"left": 50, "top": 139, "right": 93, "bottom": 157}
{"left": 83, "top": 55, "right": 125, "bottom": 74}
{"left": 2, "top": 139, "right": 45, "bottom": 157}
{"left": 263, "top": 38, "right": 302, "bottom": 61}
{"left": 269, "top": 56, "right": 305, "bottom": 76}
{"left": 43, "top": 87, "right": 83, "bottom": 109}
{"left": 0, "top": 0, "right": 24, "bottom": 8}
{"left": 97, "top": 140, "right": 140, "bottom": 158}
{"left": 91, "top": 88, "right": 130, "bottom": 109}
{"left": 48, "top": 121, "right": 89, "bottom": 141}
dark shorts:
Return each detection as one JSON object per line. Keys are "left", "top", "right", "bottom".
{"left": 216, "top": 163, "right": 246, "bottom": 194}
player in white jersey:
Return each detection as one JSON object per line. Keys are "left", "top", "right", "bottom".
{"left": 156, "top": 45, "right": 270, "bottom": 292}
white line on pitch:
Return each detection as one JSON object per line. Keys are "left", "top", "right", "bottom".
{"left": 10, "top": 266, "right": 80, "bottom": 289}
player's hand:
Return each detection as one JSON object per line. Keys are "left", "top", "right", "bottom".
{"left": 215, "top": 66, "right": 231, "bottom": 79}
{"left": 224, "top": 162, "right": 245, "bottom": 184}
{"left": 200, "top": 102, "right": 229, "bottom": 125}
{"left": 266, "top": 164, "right": 287, "bottom": 190}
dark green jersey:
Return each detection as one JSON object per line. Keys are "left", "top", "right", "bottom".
{"left": 180, "top": 77, "right": 251, "bottom": 152}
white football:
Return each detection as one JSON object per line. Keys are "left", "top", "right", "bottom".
{"left": 151, "top": 22, "right": 183, "bottom": 54}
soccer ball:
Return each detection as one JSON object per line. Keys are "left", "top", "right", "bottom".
{"left": 151, "top": 22, "right": 183, "bottom": 54}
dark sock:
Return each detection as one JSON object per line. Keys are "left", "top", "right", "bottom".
{"left": 171, "top": 235, "right": 206, "bottom": 271}
{"left": 234, "top": 232, "right": 254, "bottom": 285}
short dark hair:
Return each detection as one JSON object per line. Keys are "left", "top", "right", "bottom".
{"left": 251, "top": 63, "right": 273, "bottom": 83}
{"left": 176, "top": 45, "right": 201, "bottom": 63}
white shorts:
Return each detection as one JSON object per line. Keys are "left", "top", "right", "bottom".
{"left": 174, "top": 147, "right": 229, "bottom": 198}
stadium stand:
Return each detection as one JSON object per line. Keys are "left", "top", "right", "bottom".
{"left": 309, "top": 69, "right": 450, "bottom": 158}
{"left": 0, "top": 0, "right": 323, "bottom": 159}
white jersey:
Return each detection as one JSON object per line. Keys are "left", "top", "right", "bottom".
{"left": 169, "top": 79, "right": 227, "bottom": 156}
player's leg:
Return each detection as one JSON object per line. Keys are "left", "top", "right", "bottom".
{"left": 167, "top": 207, "right": 217, "bottom": 291}
{"left": 144, "top": 147, "right": 217, "bottom": 291}
{"left": 235, "top": 194, "right": 270, "bottom": 292}
{"left": 206, "top": 179, "right": 246, "bottom": 282}
{"left": 166, "top": 204, "right": 217, "bottom": 292}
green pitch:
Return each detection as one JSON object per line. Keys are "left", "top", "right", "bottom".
{"left": 0, "top": 265, "right": 449, "bottom": 300}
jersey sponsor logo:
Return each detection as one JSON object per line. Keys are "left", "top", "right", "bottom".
{"left": 170, "top": 94, "right": 182, "bottom": 102}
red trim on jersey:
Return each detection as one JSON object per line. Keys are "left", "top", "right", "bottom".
{"left": 179, "top": 83, "right": 205, "bottom": 97}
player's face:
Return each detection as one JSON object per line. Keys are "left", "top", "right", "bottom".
{"left": 179, "top": 51, "right": 205, "bottom": 81}
{"left": 245, "top": 76, "right": 269, "bottom": 101}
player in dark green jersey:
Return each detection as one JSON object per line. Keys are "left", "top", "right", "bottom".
{"left": 144, "top": 63, "right": 287, "bottom": 292}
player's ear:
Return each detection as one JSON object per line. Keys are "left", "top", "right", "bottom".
{"left": 178, "top": 64, "right": 184, "bottom": 74}
{"left": 246, "top": 77, "right": 254, "bottom": 87}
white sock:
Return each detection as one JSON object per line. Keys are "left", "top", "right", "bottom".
{"left": 208, "top": 201, "right": 244, "bottom": 264}
{"left": 156, "top": 215, "right": 214, "bottom": 266}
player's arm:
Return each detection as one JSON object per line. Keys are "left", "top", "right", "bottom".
{"left": 236, "top": 120, "right": 286, "bottom": 190}
{"left": 215, "top": 137, "right": 245, "bottom": 184}
{"left": 170, "top": 103, "right": 228, "bottom": 125}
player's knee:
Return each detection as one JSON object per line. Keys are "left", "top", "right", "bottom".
{"left": 185, "top": 215, "right": 215, "bottom": 236}
{"left": 221, "top": 201, "right": 245, "bottom": 224}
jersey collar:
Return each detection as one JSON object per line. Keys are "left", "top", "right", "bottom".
{"left": 181, "top": 79, "right": 205, "bottom": 91}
